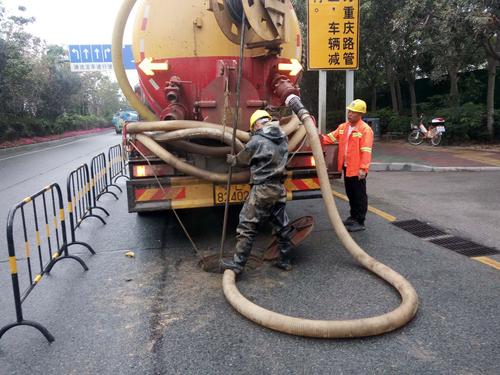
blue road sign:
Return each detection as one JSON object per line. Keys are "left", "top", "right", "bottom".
{"left": 67, "top": 44, "right": 135, "bottom": 70}
{"left": 69, "top": 45, "right": 82, "bottom": 63}
{"left": 122, "top": 45, "right": 135, "bottom": 70}
{"left": 102, "top": 44, "right": 112, "bottom": 62}
{"left": 80, "top": 45, "right": 92, "bottom": 63}
{"left": 91, "top": 45, "right": 103, "bottom": 62}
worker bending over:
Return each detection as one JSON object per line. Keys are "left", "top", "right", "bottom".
{"left": 221, "top": 110, "right": 294, "bottom": 275}
{"left": 321, "top": 99, "right": 374, "bottom": 232}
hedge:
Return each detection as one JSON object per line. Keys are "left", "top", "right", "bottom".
{"left": 0, "top": 114, "right": 111, "bottom": 142}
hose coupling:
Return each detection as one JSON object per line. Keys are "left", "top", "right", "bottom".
{"left": 285, "top": 94, "right": 310, "bottom": 122}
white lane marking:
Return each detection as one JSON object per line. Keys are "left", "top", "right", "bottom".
{"left": 0, "top": 138, "right": 89, "bottom": 162}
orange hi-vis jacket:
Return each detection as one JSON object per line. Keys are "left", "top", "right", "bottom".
{"left": 321, "top": 119, "right": 374, "bottom": 177}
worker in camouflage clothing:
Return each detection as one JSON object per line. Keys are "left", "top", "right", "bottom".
{"left": 221, "top": 110, "right": 294, "bottom": 275}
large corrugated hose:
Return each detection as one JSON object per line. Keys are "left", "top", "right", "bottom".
{"left": 222, "top": 97, "right": 419, "bottom": 338}
{"left": 114, "top": 0, "right": 418, "bottom": 339}
{"left": 126, "top": 117, "right": 305, "bottom": 184}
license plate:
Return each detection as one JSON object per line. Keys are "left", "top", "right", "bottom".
{"left": 436, "top": 126, "right": 445, "bottom": 133}
{"left": 214, "top": 184, "right": 251, "bottom": 204}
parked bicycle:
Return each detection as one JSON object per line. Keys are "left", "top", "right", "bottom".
{"left": 408, "top": 114, "right": 446, "bottom": 146}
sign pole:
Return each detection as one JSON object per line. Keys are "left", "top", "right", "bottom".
{"left": 307, "top": 0, "right": 360, "bottom": 122}
{"left": 346, "top": 70, "right": 354, "bottom": 120}
{"left": 318, "top": 70, "right": 327, "bottom": 134}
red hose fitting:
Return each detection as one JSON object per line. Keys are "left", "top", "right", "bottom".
{"left": 272, "top": 74, "right": 300, "bottom": 105}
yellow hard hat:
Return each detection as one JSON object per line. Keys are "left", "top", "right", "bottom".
{"left": 346, "top": 99, "right": 367, "bottom": 114}
{"left": 249, "top": 109, "right": 272, "bottom": 130}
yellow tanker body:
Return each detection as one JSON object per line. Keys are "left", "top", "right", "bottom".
{"left": 113, "top": 0, "right": 340, "bottom": 212}
{"left": 131, "top": 0, "right": 304, "bottom": 125}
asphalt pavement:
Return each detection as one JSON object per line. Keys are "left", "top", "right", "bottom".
{"left": 0, "top": 134, "right": 498, "bottom": 374}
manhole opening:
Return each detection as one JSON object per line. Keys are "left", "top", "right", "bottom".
{"left": 198, "top": 254, "right": 263, "bottom": 274}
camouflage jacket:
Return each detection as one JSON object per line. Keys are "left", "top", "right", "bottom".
{"left": 234, "top": 122, "right": 288, "bottom": 185}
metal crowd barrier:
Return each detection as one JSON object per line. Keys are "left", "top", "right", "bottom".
{"left": 90, "top": 152, "right": 122, "bottom": 201}
{"left": 0, "top": 184, "right": 93, "bottom": 342}
{"left": 67, "top": 164, "right": 108, "bottom": 244}
{"left": 108, "top": 144, "right": 129, "bottom": 183}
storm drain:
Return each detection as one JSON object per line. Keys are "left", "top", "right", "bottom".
{"left": 430, "top": 237, "right": 500, "bottom": 257}
{"left": 392, "top": 219, "right": 447, "bottom": 238}
{"left": 392, "top": 219, "right": 500, "bottom": 257}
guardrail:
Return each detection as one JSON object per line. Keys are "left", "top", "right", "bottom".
{"left": 1, "top": 144, "right": 128, "bottom": 343}
{"left": 0, "top": 184, "right": 93, "bottom": 342}
{"left": 67, "top": 163, "right": 108, "bottom": 245}
{"left": 90, "top": 152, "right": 122, "bottom": 201}
{"left": 108, "top": 144, "right": 129, "bottom": 183}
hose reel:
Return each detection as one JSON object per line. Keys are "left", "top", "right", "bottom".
{"left": 209, "top": 0, "right": 289, "bottom": 47}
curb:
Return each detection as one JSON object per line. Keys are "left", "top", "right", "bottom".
{"left": 0, "top": 129, "right": 114, "bottom": 156}
{"left": 371, "top": 162, "right": 500, "bottom": 172}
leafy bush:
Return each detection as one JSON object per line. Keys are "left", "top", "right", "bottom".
{"left": 429, "top": 102, "right": 487, "bottom": 143}
{"left": 0, "top": 115, "right": 110, "bottom": 142}
{"left": 367, "top": 108, "right": 411, "bottom": 134}
{"left": 368, "top": 101, "right": 495, "bottom": 143}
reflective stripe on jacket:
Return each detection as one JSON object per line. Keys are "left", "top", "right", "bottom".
{"left": 321, "top": 120, "right": 374, "bottom": 177}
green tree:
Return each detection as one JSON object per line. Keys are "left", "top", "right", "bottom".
{"left": 426, "top": 0, "right": 483, "bottom": 107}
{"left": 36, "top": 45, "right": 82, "bottom": 118}
{"left": 470, "top": 0, "right": 499, "bottom": 139}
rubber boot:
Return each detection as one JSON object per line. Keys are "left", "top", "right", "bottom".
{"left": 220, "top": 240, "right": 252, "bottom": 275}
{"left": 273, "top": 229, "right": 293, "bottom": 271}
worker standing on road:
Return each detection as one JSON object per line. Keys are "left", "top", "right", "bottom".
{"left": 221, "top": 110, "right": 294, "bottom": 275}
{"left": 321, "top": 99, "right": 374, "bottom": 232}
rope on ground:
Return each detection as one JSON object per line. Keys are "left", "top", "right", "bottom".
{"left": 129, "top": 141, "right": 208, "bottom": 268}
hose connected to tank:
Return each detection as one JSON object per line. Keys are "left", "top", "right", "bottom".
{"left": 114, "top": 0, "right": 418, "bottom": 339}
{"left": 222, "top": 95, "right": 419, "bottom": 338}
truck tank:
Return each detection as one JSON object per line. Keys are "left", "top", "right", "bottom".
{"left": 131, "top": 0, "right": 303, "bottom": 125}
{"left": 112, "top": 0, "right": 340, "bottom": 212}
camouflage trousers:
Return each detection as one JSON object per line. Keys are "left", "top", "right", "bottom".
{"left": 233, "top": 183, "right": 293, "bottom": 266}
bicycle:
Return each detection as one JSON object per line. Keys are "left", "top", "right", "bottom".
{"left": 408, "top": 114, "right": 446, "bottom": 146}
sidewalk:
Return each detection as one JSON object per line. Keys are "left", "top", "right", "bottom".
{"left": 372, "top": 140, "right": 500, "bottom": 171}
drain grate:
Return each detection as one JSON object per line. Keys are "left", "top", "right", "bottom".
{"left": 392, "top": 219, "right": 447, "bottom": 238}
{"left": 393, "top": 219, "right": 500, "bottom": 257}
{"left": 430, "top": 237, "right": 500, "bottom": 257}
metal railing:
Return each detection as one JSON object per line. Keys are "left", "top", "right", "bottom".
{"left": 108, "top": 144, "right": 129, "bottom": 183}
{"left": 67, "top": 163, "right": 108, "bottom": 245}
{"left": 0, "top": 184, "right": 93, "bottom": 342}
{"left": 90, "top": 152, "right": 122, "bottom": 201}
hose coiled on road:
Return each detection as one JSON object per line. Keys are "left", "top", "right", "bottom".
{"left": 222, "top": 97, "right": 419, "bottom": 338}
{"left": 114, "top": 0, "right": 418, "bottom": 339}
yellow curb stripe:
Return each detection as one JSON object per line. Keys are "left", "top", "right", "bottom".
{"left": 368, "top": 206, "right": 397, "bottom": 222}
{"left": 472, "top": 256, "right": 500, "bottom": 270}
{"left": 332, "top": 190, "right": 397, "bottom": 222}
